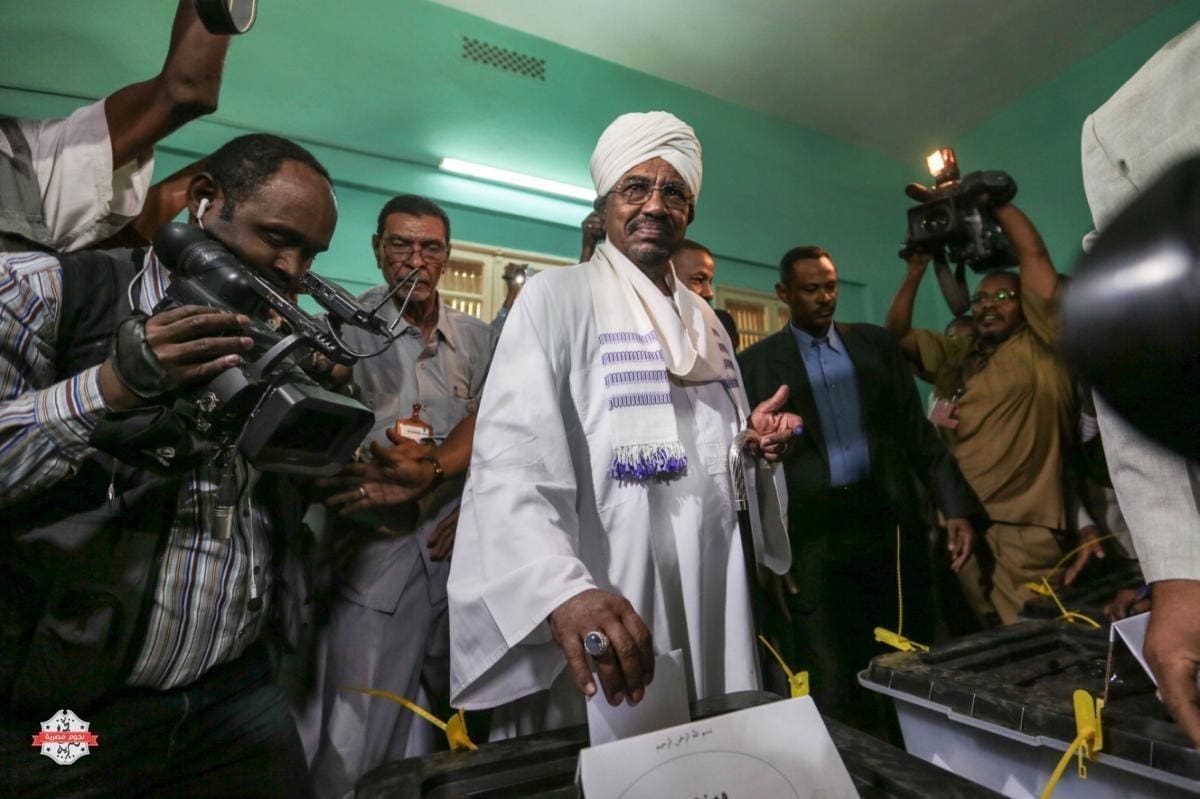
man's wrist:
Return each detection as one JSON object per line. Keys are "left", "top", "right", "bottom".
{"left": 418, "top": 454, "right": 445, "bottom": 487}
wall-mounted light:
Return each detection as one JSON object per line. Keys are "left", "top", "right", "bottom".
{"left": 438, "top": 157, "right": 595, "bottom": 203}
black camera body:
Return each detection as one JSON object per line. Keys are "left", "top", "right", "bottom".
{"left": 904, "top": 169, "right": 1019, "bottom": 273}
{"left": 143, "top": 223, "right": 375, "bottom": 476}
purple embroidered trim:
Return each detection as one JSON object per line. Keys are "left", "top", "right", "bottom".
{"left": 600, "top": 350, "right": 664, "bottom": 365}
{"left": 598, "top": 331, "right": 659, "bottom": 345}
{"left": 607, "top": 392, "right": 672, "bottom": 410}
{"left": 604, "top": 369, "right": 669, "bottom": 387}
{"left": 608, "top": 451, "right": 688, "bottom": 480}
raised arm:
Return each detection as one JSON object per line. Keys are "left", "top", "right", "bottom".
{"left": 884, "top": 251, "right": 931, "bottom": 365}
{"left": 104, "top": 1, "right": 232, "bottom": 168}
{"left": 993, "top": 203, "right": 1057, "bottom": 301}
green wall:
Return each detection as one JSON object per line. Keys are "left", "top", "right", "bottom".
{"left": 954, "top": 3, "right": 1200, "bottom": 276}
{"left": 0, "top": 0, "right": 912, "bottom": 323}
{"left": 3, "top": 0, "right": 1197, "bottom": 333}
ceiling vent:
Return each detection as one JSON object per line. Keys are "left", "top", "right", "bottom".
{"left": 462, "top": 36, "right": 546, "bottom": 81}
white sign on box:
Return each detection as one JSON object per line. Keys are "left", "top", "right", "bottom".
{"left": 579, "top": 695, "right": 858, "bottom": 799}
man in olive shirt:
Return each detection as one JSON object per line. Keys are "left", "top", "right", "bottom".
{"left": 886, "top": 201, "right": 1100, "bottom": 625}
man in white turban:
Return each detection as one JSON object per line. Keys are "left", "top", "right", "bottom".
{"left": 447, "top": 111, "right": 798, "bottom": 736}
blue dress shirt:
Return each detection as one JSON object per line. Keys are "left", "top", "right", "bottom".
{"left": 790, "top": 322, "right": 871, "bottom": 486}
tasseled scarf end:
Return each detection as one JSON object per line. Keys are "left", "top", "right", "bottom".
{"left": 608, "top": 442, "right": 688, "bottom": 480}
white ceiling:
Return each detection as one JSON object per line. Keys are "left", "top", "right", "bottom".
{"left": 432, "top": 0, "right": 1175, "bottom": 161}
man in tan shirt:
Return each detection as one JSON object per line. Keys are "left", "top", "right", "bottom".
{"left": 886, "top": 201, "right": 1100, "bottom": 624}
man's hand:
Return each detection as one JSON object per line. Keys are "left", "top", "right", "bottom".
{"left": 905, "top": 250, "right": 932, "bottom": 277}
{"left": 548, "top": 588, "right": 654, "bottom": 706}
{"left": 1104, "top": 586, "right": 1151, "bottom": 622}
{"left": 1063, "top": 525, "right": 1106, "bottom": 586}
{"left": 945, "top": 517, "right": 975, "bottom": 572}
{"left": 97, "top": 305, "right": 251, "bottom": 411}
{"left": 580, "top": 211, "right": 605, "bottom": 261}
{"left": 748, "top": 385, "right": 803, "bottom": 463}
{"left": 320, "top": 433, "right": 437, "bottom": 516}
{"left": 1144, "top": 580, "right": 1200, "bottom": 749}
{"left": 427, "top": 508, "right": 459, "bottom": 561}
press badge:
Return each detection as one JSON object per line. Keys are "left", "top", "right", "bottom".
{"left": 929, "top": 398, "right": 959, "bottom": 429}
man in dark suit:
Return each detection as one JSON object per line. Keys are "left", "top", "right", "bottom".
{"left": 738, "top": 245, "right": 984, "bottom": 737}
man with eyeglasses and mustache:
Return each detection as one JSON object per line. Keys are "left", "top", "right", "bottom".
{"left": 292, "top": 194, "right": 497, "bottom": 797}
{"left": 886, "top": 201, "right": 1099, "bottom": 627}
{"left": 446, "top": 112, "right": 797, "bottom": 737}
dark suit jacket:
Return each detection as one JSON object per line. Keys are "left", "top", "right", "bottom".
{"left": 738, "top": 322, "right": 985, "bottom": 545}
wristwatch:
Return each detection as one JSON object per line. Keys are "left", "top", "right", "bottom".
{"left": 418, "top": 455, "right": 445, "bottom": 487}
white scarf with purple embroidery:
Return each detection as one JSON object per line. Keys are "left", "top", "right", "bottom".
{"left": 586, "top": 240, "right": 742, "bottom": 481}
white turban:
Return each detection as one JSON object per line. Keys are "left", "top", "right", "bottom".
{"left": 589, "top": 111, "right": 702, "bottom": 201}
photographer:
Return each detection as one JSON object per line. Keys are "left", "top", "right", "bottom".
{"left": 491, "top": 261, "right": 529, "bottom": 332}
{"left": 885, "top": 202, "right": 1100, "bottom": 626}
{"left": 0, "top": 134, "right": 336, "bottom": 798}
{"left": 1, "top": 0, "right": 237, "bottom": 253}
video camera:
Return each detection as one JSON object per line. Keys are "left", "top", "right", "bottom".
{"left": 898, "top": 149, "right": 1021, "bottom": 315}
{"left": 96, "top": 223, "right": 392, "bottom": 477}
{"left": 901, "top": 148, "right": 1019, "bottom": 272}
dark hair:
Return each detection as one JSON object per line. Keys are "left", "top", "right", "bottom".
{"left": 376, "top": 195, "right": 451, "bottom": 241}
{"left": 779, "top": 245, "right": 832, "bottom": 285}
{"left": 677, "top": 239, "right": 712, "bottom": 257}
{"left": 207, "top": 134, "right": 332, "bottom": 220}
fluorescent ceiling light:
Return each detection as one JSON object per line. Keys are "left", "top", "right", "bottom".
{"left": 439, "top": 157, "right": 595, "bottom": 202}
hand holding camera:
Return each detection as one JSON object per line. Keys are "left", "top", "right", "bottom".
{"left": 99, "top": 305, "right": 253, "bottom": 411}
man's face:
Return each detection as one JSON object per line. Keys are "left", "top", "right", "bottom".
{"left": 777, "top": 256, "right": 838, "bottom": 337}
{"left": 673, "top": 247, "right": 715, "bottom": 302}
{"left": 972, "top": 272, "right": 1024, "bottom": 343}
{"left": 371, "top": 213, "right": 450, "bottom": 305}
{"left": 603, "top": 158, "right": 691, "bottom": 268}
{"left": 194, "top": 160, "right": 337, "bottom": 297}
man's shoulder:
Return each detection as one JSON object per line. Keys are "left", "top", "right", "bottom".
{"left": 737, "top": 327, "right": 788, "bottom": 367}
{"left": 836, "top": 320, "right": 892, "bottom": 342}
{"left": 518, "top": 263, "right": 592, "bottom": 313}
{"left": 0, "top": 250, "right": 65, "bottom": 303}
{"left": 0, "top": 249, "right": 64, "bottom": 275}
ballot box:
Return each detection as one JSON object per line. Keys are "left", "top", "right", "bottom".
{"left": 356, "top": 690, "right": 1002, "bottom": 798}
{"left": 1018, "top": 558, "right": 1143, "bottom": 624}
{"left": 859, "top": 620, "right": 1200, "bottom": 798}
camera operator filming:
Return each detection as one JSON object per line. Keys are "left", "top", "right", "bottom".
{"left": 0, "top": 134, "right": 371, "bottom": 799}
{"left": 885, "top": 182, "right": 1102, "bottom": 627}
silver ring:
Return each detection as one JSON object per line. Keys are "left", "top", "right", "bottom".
{"left": 583, "top": 630, "right": 610, "bottom": 657}
{"left": 358, "top": 486, "right": 367, "bottom": 499}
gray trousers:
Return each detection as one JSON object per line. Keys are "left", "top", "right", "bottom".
{"left": 292, "top": 554, "right": 450, "bottom": 799}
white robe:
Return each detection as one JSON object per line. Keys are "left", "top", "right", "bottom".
{"left": 447, "top": 258, "right": 790, "bottom": 732}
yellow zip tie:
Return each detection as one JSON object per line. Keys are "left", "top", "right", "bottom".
{"left": 1047, "top": 533, "right": 1117, "bottom": 577}
{"left": 1040, "top": 690, "right": 1103, "bottom": 799}
{"left": 757, "top": 634, "right": 809, "bottom": 697}
{"left": 875, "top": 525, "right": 929, "bottom": 652}
{"left": 342, "top": 687, "right": 477, "bottom": 751}
{"left": 1024, "top": 577, "right": 1101, "bottom": 629}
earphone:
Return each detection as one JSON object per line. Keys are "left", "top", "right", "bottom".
{"left": 197, "top": 198, "right": 211, "bottom": 229}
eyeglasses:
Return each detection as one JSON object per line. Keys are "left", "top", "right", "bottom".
{"left": 970, "top": 288, "right": 1019, "bottom": 307}
{"left": 611, "top": 178, "right": 694, "bottom": 211}
{"left": 382, "top": 237, "right": 448, "bottom": 261}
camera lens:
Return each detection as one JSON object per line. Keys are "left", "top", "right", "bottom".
{"left": 922, "top": 208, "right": 951, "bottom": 234}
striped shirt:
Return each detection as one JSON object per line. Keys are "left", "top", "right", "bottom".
{"left": 0, "top": 249, "right": 271, "bottom": 690}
